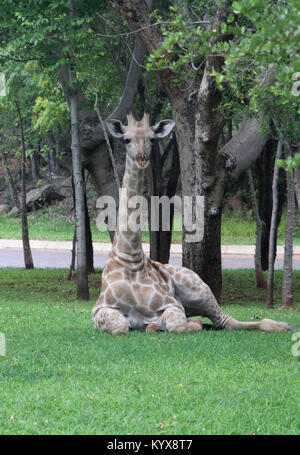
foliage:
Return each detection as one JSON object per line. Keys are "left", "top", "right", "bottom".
{"left": 214, "top": 1, "right": 300, "bottom": 138}
{"left": 278, "top": 152, "right": 300, "bottom": 172}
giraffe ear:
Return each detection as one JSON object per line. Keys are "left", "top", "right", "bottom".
{"left": 152, "top": 120, "right": 175, "bottom": 138}
{"left": 106, "top": 119, "right": 125, "bottom": 138}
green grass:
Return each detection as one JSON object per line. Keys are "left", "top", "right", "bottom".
{"left": 221, "top": 210, "right": 300, "bottom": 245}
{"left": 0, "top": 206, "right": 299, "bottom": 245}
{"left": 0, "top": 210, "right": 182, "bottom": 243}
{"left": 0, "top": 268, "right": 300, "bottom": 435}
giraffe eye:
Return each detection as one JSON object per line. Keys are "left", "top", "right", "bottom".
{"left": 150, "top": 137, "right": 156, "bottom": 144}
{"left": 123, "top": 138, "right": 131, "bottom": 144}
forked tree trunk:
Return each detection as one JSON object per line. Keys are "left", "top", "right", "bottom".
{"left": 68, "top": 66, "right": 89, "bottom": 301}
{"left": 15, "top": 101, "right": 34, "bottom": 270}
{"left": 266, "top": 141, "right": 283, "bottom": 308}
{"left": 247, "top": 168, "right": 265, "bottom": 288}
{"left": 256, "top": 139, "right": 286, "bottom": 271}
{"left": 281, "top": 147, "right": 295, "bottom": 309}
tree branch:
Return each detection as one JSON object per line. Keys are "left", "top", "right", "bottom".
{"left": 109, "top": 0, "right": 180, "bottom": 97}
{"left": 108, "top": 36, "right": 146, "bottom": 121}
{"left": 219, "top": 116, "right": 268, "bottom": 180}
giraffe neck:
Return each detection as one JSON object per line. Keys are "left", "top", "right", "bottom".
{"left": 112, "top": 153, "right": 145, "bottom": 262}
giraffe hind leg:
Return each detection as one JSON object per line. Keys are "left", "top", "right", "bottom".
{"left": 163, "top": 264, "right": 296, "bottom": 332}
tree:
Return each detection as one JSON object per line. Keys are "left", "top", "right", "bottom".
{"left": 0, "top": 69, "right": 35, "bottom": 269}
{"left": 266, "top": 141, "right": 283, "bottom": 308}
{"left": 15, "top": 100, "right": 34, "bottom": 270}
{"left": 278, "top": 147, "right": 299, "bottom": 310}
{"left": 247, "top": 168, "right": 264, "bottom": 288}
{"left": 69, "top": 65, "right": 89, "bottom": 300}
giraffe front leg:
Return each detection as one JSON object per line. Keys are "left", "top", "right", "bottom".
{"left": 92, "top": 307, "right": 129, "bottom": 335}
{"left": 161, "top": 307, "right": 202, "bottom": 333}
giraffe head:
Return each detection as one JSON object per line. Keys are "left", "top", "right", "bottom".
{"left": 106, "top": 111, "right": 175, "bottom": 169}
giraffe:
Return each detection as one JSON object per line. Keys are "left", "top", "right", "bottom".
{"left": 92, "top": 111, "right": 296, "bottom": 335}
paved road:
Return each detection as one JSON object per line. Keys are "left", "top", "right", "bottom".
{"left": 1, "top": 248, "right": 300, "bottom": 269}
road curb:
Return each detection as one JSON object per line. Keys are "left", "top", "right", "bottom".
{"left": 1, "top": 239, "right": 300, "bottom": 257}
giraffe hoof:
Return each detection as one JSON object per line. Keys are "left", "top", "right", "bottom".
{"left": 189, "top": 317, "right": 203, "bottom": 330}
{"left": 110, "top": 326, "right": 129, "bottom": 335}
{"left": 287, "top": 324, "right": 297, "bottom": 331}
{"left": 145, "top": 323, "right": 159, "bottom": 333}
{"left": 187, "top": 321, "right": 203, "bottom": 332}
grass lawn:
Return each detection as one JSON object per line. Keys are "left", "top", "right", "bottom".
{"left": 0, "top": 268, "right": 299, "bottom": 435}
{"left": 0, "top": 207, "right": 299, "bottom": 244}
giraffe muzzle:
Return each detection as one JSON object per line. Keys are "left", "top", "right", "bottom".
{"left": 135, "top": 153, "right": 150, "bottom": 169}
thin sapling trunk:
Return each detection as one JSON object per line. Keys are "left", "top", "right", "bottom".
{"left": 15, "top": 101, "right": 34, "bottom": 270}
{"left": 266, "top": 141, "right": 283, "bottom": 308}
{"left": 281, "top": 145, "right": 295, "bottom": 309}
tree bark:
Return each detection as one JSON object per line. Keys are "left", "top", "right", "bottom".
{"left": 266, "top": 141, "right": 283, "bottom": 309}
{"left": 15, "top": 101, "right": 34, "bottom": 270}
{"left": 281, "top": 146, "right": 295, "bottom": 309}
{"left": 68, "top": 66, "right": 89, "bottom": 301}
{"left": 255, "top": 140, "right": 285, "bottom": 270}
{"left": 247, "top": 168, "right": 265, "bottom": 288}
{"left": 186, "top": 55, "right": 226, "bottom": 302}
{"left": 31, "top": 147, "right": 40, "bottom": 180}
{"left": 294, "top": 161, "right": 300, "bottom": 210}
{"left": 148, "top": 135, "right": 179, "bottom": 263}
{"left": 83, "top": 171, "right": 95, "bottom": 274}
{"left": 68, "top": 226, "right": 77, "bottom": 280}
{"left": 220, "top": 116, "right": 268, "bottom": 179}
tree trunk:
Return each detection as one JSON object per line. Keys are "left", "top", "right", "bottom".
{"left": 247, "top": 168, "right": 265, "bottom": 288}
{"left": 266, "top": 141, "right": 283, "bottom": 308}
{"left": 256, "top": 139, "right": 286, "bottom": 270}
{"left": 294, "top": 161, "right": 300, "bottom": 210}
{"left": 15, "top": 101, "right": 34, "bottom": 270}
{"left": 31, "top": 147, "right": 40, "bottom": 180}
{"left": 159, "top": 138, "right": 180, "bottom": 263}
{"left": 68, "top": 66, "right": 89, "bottom": 301}
{"left": 83, "top": 171, "right": 95, "bottom": 274}
{"left": 68, "top": 226, "right": 76, "bottom": 280}
{"left": 148, "top": 135, "right": 179, "bottom": 264}
{"left": 171, "top": 51, "right": 225, "bottom": 302}
{"left": 281, "top": 147, "right": 295, "bottom": 309}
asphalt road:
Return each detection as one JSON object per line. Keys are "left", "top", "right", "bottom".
{"left": 1, "top": 248, "right": 300, "bottom": 269}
